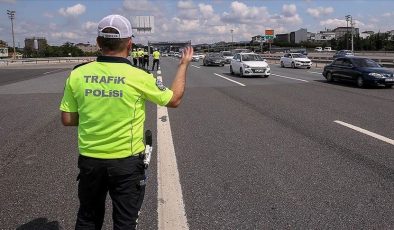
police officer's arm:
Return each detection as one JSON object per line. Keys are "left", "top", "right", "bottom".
{"left": 60, "top": 77, "right": 79, "bottom": 126}
{"left": 167, "top": 46, "right": 193, "bottom": 108}
{"left": 61, "top": 112, "right": 79, "bottom": 126}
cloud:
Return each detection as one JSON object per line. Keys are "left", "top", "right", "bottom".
{"left": 82, "top": 21, "right": 98, "bottom": 31}
{"left": 177, "top": 0, "right": 195, "bottom": 9}
{"left": 51, "top": 32, "right": 80, "bottom": 40}
{"left": 123, "top": 0, "right": 158, "bottom": 12}
{"left": 222, "top": 1, "right": 270, "bottom": 24}
{"left": 383, "top": 12, "right": 392, "bottom": 17}
{"left": 282, "top": 4, "right": 297, "bottom": 17}
{"left": 198, "top": 3, "right": 215, "bottom": 18}
{"left": 59, "top": 3, "right": 86, "bottom": 17}
{"left": 320, "top": 18, "right": 365, "bottom": 28}
{"left": 43, "top": 12, "right": 54, "bottom": 18}
{"left": 307, "top": 6, "right": 334, "bottom": 18}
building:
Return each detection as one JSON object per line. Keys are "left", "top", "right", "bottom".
{"left": 275, "top": 33, "right": 290, "bottom": 43}
{"left": 75, "top": 43, "right": 99, "bottom": 53}
{"left": 360, "top": 31, "right": 374, "bottom": 39}
{"left": 386, "top": 30, "right": 394, "bottom": 40}
{"left": 333, "top": 27, "right": 359, "bottom": 38}
{"left": 314, "top": 30, "right": 336, "bottom": 41}
{"left": 24, "top": 37, "right": 47, "bottom": 51}
{"left": 290, "top": 28, "right": 307, "bottom": 44}
{"left": 307, "top": 32, "right": 316, "bottom": 41}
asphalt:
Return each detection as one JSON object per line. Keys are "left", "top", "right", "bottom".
{"left": 0, "top": 58, "right": 393, "bottom": 229}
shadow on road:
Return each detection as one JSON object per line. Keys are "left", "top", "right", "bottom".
{"left": 314, "top": 80, "right": 393, "bottom": 89}
{"left": 17, "top": 218, "right": 61, "bottom": 230}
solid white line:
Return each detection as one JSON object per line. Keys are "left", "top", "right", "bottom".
{"left": 271, "top": 73, "right": 309, "bottom": 82}
{"left": 334, "top": 120, "right": 394, "bottom": 145}
{"left": 191, "top": 65, "right": 200, "bottom": 69}
{"left": 308, "top": 71, "right": 322, "bottom": 75}
{"left": 213, "top": 73, "right": 246, "bottom": 86}
{"left": 157, "top": 80, "right": 189, "bottom": 229}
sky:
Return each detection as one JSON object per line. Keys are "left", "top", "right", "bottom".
{"left": 0, "top": 0, "right": 393, "bottom": 47}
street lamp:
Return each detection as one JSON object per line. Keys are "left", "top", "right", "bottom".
{"left": 230, "top": 29, "right": 234, "bottom": 50}
{"left": 7, "top": 10, "right": 16, "bottom": 59}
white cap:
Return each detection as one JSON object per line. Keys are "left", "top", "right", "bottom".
{"left": 97, "top": 14, "right": 133, "bottom": 39}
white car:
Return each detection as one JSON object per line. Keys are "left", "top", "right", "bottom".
{"left": 220, "top": 51, "right": 233, "bottom": 64}
{"left": 315, "top": 47, "right": 323, "bottom": 52}
{"left": 192, "top": 55, "right": 200, "bottom": 62}
{"left": 230, "top": 53, "right": 270, "bottom": 78}
{"left": 162, "top": 53, "right": 168, "bottom": 57}
{"left": 280, "top": 53, "right": 312, "bottom": 69}
{"left": 197, "top": 53, "right": 205, "bottom": 59}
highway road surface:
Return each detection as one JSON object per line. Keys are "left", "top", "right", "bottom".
{"left": 0, "top": 57, "right": 393, "bottom": 229}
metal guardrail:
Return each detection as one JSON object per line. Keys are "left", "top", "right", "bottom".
{"left": 0, "top": 57, "right": 96, "bottom": 66}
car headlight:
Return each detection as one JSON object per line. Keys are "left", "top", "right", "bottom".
{"left": 368, "top": 73, "right": 384, "bottom": 78}
{"left": 243, "top": 64, "right": 250, "bottom": 68}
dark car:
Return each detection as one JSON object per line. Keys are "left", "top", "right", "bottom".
{"left": 203, "top": 53, "right": 226, "bottom": 66}
{"left": 323, "top": 57, "right": 394, "bottom": 88}
{"left": 333, "top": 50, "right": 354, "bottom": 59}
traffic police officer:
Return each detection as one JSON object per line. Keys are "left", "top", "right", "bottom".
{"left": 137, "top": 48, "right": 144, "bottom": 67}
{"left": 152, "top": 48, "right": 160, "bottom": 71}
{"left": 143, "top": 49, "right": 149, "bottom": 69}
{"left": 59, "top": 14, "right": 193, "bottom": 230}
{"left": 131, "top": 48, "right": 138, "bottom": 66}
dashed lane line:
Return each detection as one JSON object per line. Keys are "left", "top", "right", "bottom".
{"left": 191, "top": 65, "right": 201, "bottom": 69}
{"left": 213, "top": 73, "right": 246, "bottom": 86}
{"left": 270, "top": 73, "right": 309, "bottom": 82}
{"left": 308, "top": 71, "right": 322, "bottom": 75}
{"left": 334, "top": 120, "right": 394, "bottom": 146}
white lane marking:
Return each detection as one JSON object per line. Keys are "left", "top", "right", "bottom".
{"left": 271, "top": 73, "right": 309, "bottom": 82}
{"left": 156, "top": 78, "right": 189, "bottom": 230}
{"left": 191, "top": 65, "right": 200, "bottom": 69}
{"left": 213, "top": 73, "right": 246, "bottom": 86}
{"left": 43, "top": 69, "right": 61, "bottom": 75}
{"left": 308, "top": 71, "right": 322, "bottom": 75}
{"left": 334, "top": 120, "right": 394, "bottom": 145}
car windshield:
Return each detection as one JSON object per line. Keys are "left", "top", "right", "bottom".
{"left": 241, "top": 54, "right": 264, "bottom": 61}
{"left": 292, "top": 54, "right": 306, "bottom": 58}
{"left": 222, "top": 52, "right": 232, "bottom": 56}
{"left": 209, "top": 54, "right": 222, "bottom": 58}
{"left": 352, "top": 58, "right": 380, "bottom": 67}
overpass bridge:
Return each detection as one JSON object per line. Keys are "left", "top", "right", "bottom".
{"left": 148, "top": 40, "right": 191, "bottom": 52}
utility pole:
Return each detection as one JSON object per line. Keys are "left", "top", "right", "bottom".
{"left": 230, "top": 29, "right": 234, "bottom": 50}
{"left": 351, "top": 18, "right": 354, "bottom": 53}
{"left": 7, "top": 10, "right": 16, "bottom": 59}
{"left": 345, "top": 15, "right": 351, "bottom": 50}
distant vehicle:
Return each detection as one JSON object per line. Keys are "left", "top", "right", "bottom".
{"left": 203, "top": 53, "right": 226, "bottom": 66}
{"left": 191, "top": 54, "right": 200, "bottom": 62}
{"left": 174, "top": 52, "right": 180, "bottom": 58}
{"left": 162, "top": 53, "right": 168, "bottom": 57}
{"left": 292, "top": 49, "right": 308, "bottom": 56}
{"left": 231, "top": 48, "right": 250, "bottom": 55}
{"left": 230, "top": 53, "right": 270, "bottom": 77}
{"left": 333, "top": 50, "right": 354, "bottom": 59}
{"left": 196, "top": 53, "right": 205, "bottom": 59}
{"left": 315, "top": 47, "right": 323, "bottom": 52}
{"left": 0, "top": 47, "right": 8, "bottom": 58}
{"left": 220, "top": 51, "right": 233, "bottom": 64}
{"left": 280, "top": 53, "right": 312, "bottom": 69}
{"left": 324, "top": 47, "right": 332, "bottom": 52}
{"left": 323, "top": 57, "right": 394, "bottom": 88}
{"left": 168, "top": 51, "right": 174, "bottom": 56}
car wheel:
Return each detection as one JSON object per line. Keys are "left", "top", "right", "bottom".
{"left": 384, "top": 85, "right": 393, "bottom": 89}
{"left": 326, "top": 72, "right": 333, "bottom": 82}
{"left": 307, "top": 67, "right": 311, "bottom": 69}
{"left": 203, "top": 61, "right": 206, "bottom": 66}
{"left": 240, "top": 68, "right": 244, "bottom": 77}
{"left": 356, "top": 76, "right": 365, "bottom": 88}
{"left": 230, "top": 65, "right": 234, "bottom": 75}
{"left": 280, "top": 61, "right": 285, "bottom": 68}
{"left": 263, "top": 75, "right": 269, "bottom": 78}
{"left": 291, "top": 62, "right": 296, "bottom": 69}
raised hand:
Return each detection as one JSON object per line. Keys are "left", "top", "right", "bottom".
{"left": 179, "top": 46, "right": 194, "bottom": 66}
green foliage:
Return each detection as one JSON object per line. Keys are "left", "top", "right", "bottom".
{"left": 24, "top": 42, "right": 89, "bottom": 57}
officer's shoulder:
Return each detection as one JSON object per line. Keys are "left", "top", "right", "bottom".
{"left": 72, "top": 61, "right": 94, "bottom": 70}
